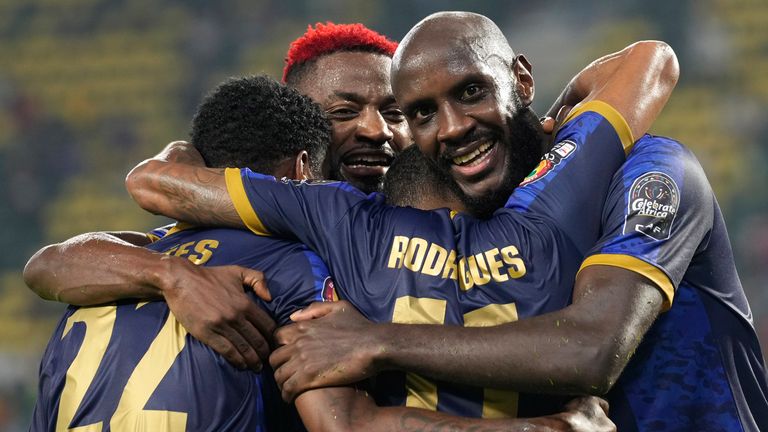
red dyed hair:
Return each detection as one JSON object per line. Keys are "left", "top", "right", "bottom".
{"left": 283, "top": 22, "right": 398, "bottom": 83}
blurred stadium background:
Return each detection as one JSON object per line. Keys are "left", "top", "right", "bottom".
{"left": 0, "top": 0, "right": 766, "bottom": 428}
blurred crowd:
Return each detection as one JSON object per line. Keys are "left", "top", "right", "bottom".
{"left": 0, "top": 0, "right": 766, "bottom": 428}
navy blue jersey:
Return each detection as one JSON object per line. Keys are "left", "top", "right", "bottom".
{"left": 224, "top": 101, "right": 633, "bottom": 418}
{"left": 580, "top": 135, "right": 768, "bottom": 431}
{"left": 30, "top": 226, "right": 330, "bottom": 432}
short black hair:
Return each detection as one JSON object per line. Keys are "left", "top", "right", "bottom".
{"left": 384, "top": 145, "right": 460, "bottom": 208}
{"left": 191, "top": 75, "right": 330, "bottom": 176}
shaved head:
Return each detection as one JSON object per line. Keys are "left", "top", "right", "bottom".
{"left": 390, "top": 11, "right": 544, "bottom": 218}
{"left": 393, "top": 12, "right": 517, "bottom": 83}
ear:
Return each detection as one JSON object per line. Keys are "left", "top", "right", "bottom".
{"left": 512, "top": 54, "right": 535, "bottom": 107}
{"left": 293, "top": 150, "right": 313, "bottom": 180}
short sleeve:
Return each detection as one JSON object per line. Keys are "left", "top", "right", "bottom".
{"left": 505, "top": 100, "right": 632, "bottom": 253}
{"left": 579, "top": 136, "right": 714, "bottom": 310}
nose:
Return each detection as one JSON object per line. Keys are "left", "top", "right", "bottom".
{"left": 356, "top": 107, "right": 394, "bottom": 145}
{"left": 436, "top": 102, "right": 474, "bottom": 146}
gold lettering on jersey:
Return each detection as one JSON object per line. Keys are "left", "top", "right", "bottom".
{"left": 387, "top": 237, "right": 527, "bottom": 290}
{"left": 441, "top": 249, "right": 458, "bottom": 280}
{"left": 163, "top": 239, "right": 219, "bottom": 265}
{"left": 422, "top": 243, "right": 448, "bottom": 276}
{"left": 500, "top": 245, "right": 526, "bottom": 279}
{"left": 190, "top": 240, "right": 219, "bottom": 265}
{"left": 404, "top": 237, "right": 429, "bottom": 271}
{"left": 387, "top": 236, "right": 409, "bottom": 268}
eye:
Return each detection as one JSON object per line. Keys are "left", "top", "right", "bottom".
{"left": 382, "top": 107, "right": 405, "bottom": 123}
{"left": 326, "top": 107, "right": 358, "bottom": 121}
{"left": 460, "top": 84, "right": 486, "bottom": 101}
{"left": 409, "top": 105, "right": 435, "bottom": 124}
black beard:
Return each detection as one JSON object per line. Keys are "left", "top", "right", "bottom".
{"left": 347, "top": 174, "right": 385, "bottom": 195}
{"left": 447, "top": 107, "right": 545, "bottom": 218}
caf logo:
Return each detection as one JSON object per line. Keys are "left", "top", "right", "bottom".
{"left": 623, "top": 172, "right": 679, "bottom": 241}
{"left": 519, "top": 140, "right": 577, "bottom": 186}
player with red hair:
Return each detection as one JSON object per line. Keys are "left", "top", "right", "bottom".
{"left": 282, "top": 22, "right": 412, "bottom": 194}
{"left": 282, "top": 22, "right": 398, "bottom": 83}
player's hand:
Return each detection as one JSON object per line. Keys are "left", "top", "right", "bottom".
{"left": 270, "top": 300, "right": 378, "bottom": 401}
{"left": 549, "top": 396, "right": 616, "bottom": 432}
{"left": 541, "top": 105, "right": 573, "bottom": 145}
{"left": 159, "top": 257, "right": 276, "bottom": 371}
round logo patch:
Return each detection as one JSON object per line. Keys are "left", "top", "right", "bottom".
{"left": 623, "top": 172, "right": 679, "bottom": 241}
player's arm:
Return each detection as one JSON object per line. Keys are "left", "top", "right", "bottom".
{"left": 272, "top": 142, "right": 708, "bottom": 398}
{"left": 296, "top": 387, "right": 615, "bottom": 432}
{"left": 126, "top": 140, "right": 374, "bottom": 257}
{"left": 506, "top": 41, "right": 679, "bottom": 254}
{"left": 272, "top": 268, "right": 661, "bottom": 397}
{"left": 125, "top": 141, "right": 245, "bottom": 228}
{"left": 24, "top": 231, "right": 167, "bottom": 304}
{"left": 545, "top": 40, "right": 679, "bottom": 141}
{"left": 23, "top": 231, "right": 276, "bottom": 370}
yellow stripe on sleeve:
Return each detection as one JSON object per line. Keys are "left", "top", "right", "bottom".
{"left": 561, "top": 100, "right": 635, "bottom": 154}
{"left": 224, "top": 167, "right": 270, "bottom": 236}
{"left": 578, "top": 254, "right": 674, "bottom": 311}
{"left": 165, "top": 222, "right": 194, "bottom": 236}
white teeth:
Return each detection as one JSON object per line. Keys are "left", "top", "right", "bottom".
{"left": 346, "top": 155, "right": 390, "bottom": 167}
{"left": 452, "top": 141, "right": 493, "bottom": 166}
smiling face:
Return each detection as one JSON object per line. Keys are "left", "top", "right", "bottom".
{"left": 392, "top": 12, "right": 545, "bottom": 216}
{"left": 394, "top": 44, "right": 542, "bottom": 211}
{"left": 294, "top": 51, "right": 412, "bottom": 194}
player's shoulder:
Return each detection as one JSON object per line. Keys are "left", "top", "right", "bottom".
{"left": 557, "top": 100, "right": 634, "bottom": 151}
{"left": 148, "top": 224, "right": 307, "bottom": 264}
{"left": 622, "top": 134, "right": 714, "bottom": 213}
{"left": 628, "top": 134, "right": 708, "bottom": 179}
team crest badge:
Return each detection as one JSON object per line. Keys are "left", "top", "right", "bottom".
{"left": 519, "top": 140, "right": 577, "bottom": 186}
{"left": 623, "top": 172, "right": 679, "bottom": 241}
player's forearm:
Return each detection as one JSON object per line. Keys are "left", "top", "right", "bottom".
{"left": 297, "top": 387, "right": 571, "bottom": 432}
{"left": 547, "top": 41, "right": 679, "bottom": 140}
{"left": 125, "top": 156, "right": 243, "bottom": 229}
{"left": 23, "top": 232, "right": 172, "bottom": 305}
{"left": 373, "top": 271, "right": 662, "bottom": 395}
{"left": 370, "top": 317, "right": 610, "bottom": 395}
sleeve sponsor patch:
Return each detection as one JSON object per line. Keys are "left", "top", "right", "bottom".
{"left": 519, "top": 140, "right": 577, "bottom": 186}
{"left": 623, "top": 172, "right": 679, "bottom": 241}
{"left": 321, "top": 277, "right": 339, "bottom": 302}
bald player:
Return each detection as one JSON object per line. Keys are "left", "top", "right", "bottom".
{"left": 123, "top": 12, "right": 677, "bottom": 423}
{"left": 272, "top": 12, "right": 768, "bottom": 431}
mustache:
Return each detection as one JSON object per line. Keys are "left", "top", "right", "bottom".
{"left": 440, "top": 130, "right": 500, "bottom": 160}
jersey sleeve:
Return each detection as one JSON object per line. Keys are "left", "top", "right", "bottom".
{"left": 145, "top": 223, "right": 176, "bottom": 243}
{"left": 578, "top": 136, "right": 714, "bottom": 310}
{"left": 225, "top": 168, "right": 372, "bottom": 255}
{"left": 254, "top": 248, "right": 333, "bottom": 326}
{"left": 504, "top": 100, "right": 634, "bottom": 253}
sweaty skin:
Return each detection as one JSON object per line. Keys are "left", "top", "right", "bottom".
{"left": 293, "top": 51, "right": 412, "bottom": 194}
{"left": 125, "top": 32, "right": 676, "bottom": 406}
{"left": 265, "top": 15, "right": 679, "bottom": 400}
{"left": 66, "top": 13, "right": 668, "bottom": 422}
{"left": 391, "top": 13, "right": 676, "bottom": 214}
{"left": 26, "top": 146, "right": 616, "bottom": 432}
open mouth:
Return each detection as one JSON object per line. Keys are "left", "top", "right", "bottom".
{"left": 442, "top": 138, "right": 503, "bottom": 182}
{"left": 451, "top": 141, "right": 496, "bottom": 167}
{"left": 339, "top": 149, "right": 395, "bottom": 183}
{"left": 342, "top": 153, "right": 393, "bottom": 169}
